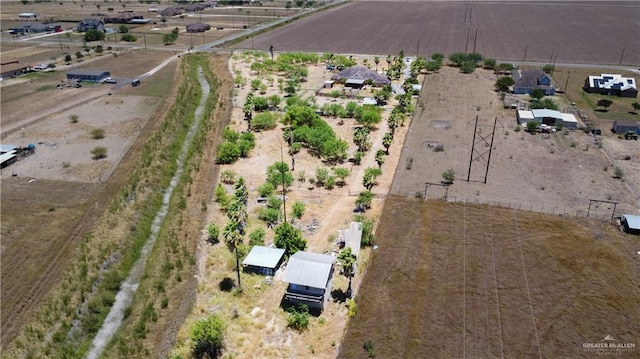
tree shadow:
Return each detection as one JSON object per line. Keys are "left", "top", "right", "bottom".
{"left": 331, "top": 288, "right": 347, "bottom": 303}
{"left": 219, "top": 277, "right": 235, "bottom": 292}
{"left": 279, "top": 295, "right": 322, "bottom": 317}
{"left": 594, "top": 109, "right": 609, "bottom": 113}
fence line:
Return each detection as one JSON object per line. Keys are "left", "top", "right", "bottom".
{"left": 404, "top": 190, "right": 618, "bottom": 220}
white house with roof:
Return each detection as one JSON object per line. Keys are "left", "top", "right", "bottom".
{"left": 517, "top": 109, "right": 578, "bottom": 129}
{"left": 242, "top": 246, "right": 285, "bottom": 276}
{"left": 584, "top": 74, "right": 638, "bottom": 98}
{"left": 283, "top": 251, "right": 335, "bottom": 310}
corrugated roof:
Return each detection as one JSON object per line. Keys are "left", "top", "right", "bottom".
{"left": 0, "top": 152, "right": 17, "bottom": 163}
{"left": 0, "top": 144, "right": 18, "bottom": 153}
{"left": 242, "top": 246, "right": 285, "bottom": 269}
{"left": 331, "top": 66, "right": 390, "bottom": 85}
{"left": 561, "top": 113, "right": 578, "bottom": 123}
{"left": 67, "top": 69, "right": 110, "bottom": 76}
{"left": 532, "top": 109, "right": 562, "bottom": 120}
{"left": 622, "top": 214, "right": 640, "bottom": 230}
{"left": 346, "top": 222, "right": 362, "bottom": 258}
{"left": 283, "top": 251, "right": 335, "bottom": 288}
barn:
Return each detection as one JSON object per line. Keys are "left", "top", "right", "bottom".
{"left": 67, "top": 69, "right": 111, "bottom": 83}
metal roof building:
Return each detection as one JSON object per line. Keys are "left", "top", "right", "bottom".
{"left": 66, "top": 69, "right": 110, "bottom": 83}
{"left": 283, "top": 251, "right": 335, "bottom": 289}
{"left": 283, "top": 251, "right": 336, "bottom": 310}
{"left": 242, "top": 246, "right": 285, "bottom": 276}
{"left": 621, "top": 214, "right": 640, "bottom": 235}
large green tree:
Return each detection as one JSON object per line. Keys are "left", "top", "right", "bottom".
{"left": 266, "top": 161, "right": 293, "bottom": 192}
{"left": 274, "top": 222, "right": 307, "bottom": 257}
{"left": 495, "top": 76, "right": 514, "bottom": 92}
{"left": 597, "top": 99, "right": 613, "bottom": 111}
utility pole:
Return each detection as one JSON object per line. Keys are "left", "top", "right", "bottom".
{"left": 280, "top": 147, "right": 287, "bottom": 224}
{"left": 564, "top": 71, "right": 570, "bottom": 93}
{"left": 143, "top": 33, "right": 147, "bottom": 52}
{"left": 416, "top": 40, "right": 420, "bottom": 57}
{"left": 619, "top": 46, "right": 625, "bottom": 65}
{"left": 523, "top": 44, "right": 527, "bottom": 61}
{"left": 472, "top": 27, "right": 478, "bottom": 54}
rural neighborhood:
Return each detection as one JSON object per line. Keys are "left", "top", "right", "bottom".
{"left": 1, "top": 1, "right": 639, "bottom": 358}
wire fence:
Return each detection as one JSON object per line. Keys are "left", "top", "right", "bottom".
{"left": 403, "top": 190, "right": 618, "bottom": 220}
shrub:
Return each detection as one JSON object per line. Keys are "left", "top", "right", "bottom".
{"left": 120, "top": 33, "right": 137, "bottom": 42}
{"left": 216, "top": 141, "right": 240, "bottom": 164}
{"left": 286, "top": 303, "right": 310, "bottom": 332}
{"left": 91, "top": 146, "right": 107, "bottom": 160}
{"left": 258, "top": 182, "right": 275, "bottom": 197}
{"left": 69, "top": 114, "right": 79, "bottom": 123}
{"left": 191, "top": 314, "right": 224, "bottom": 359}
{"left": 354, "top": 214, "right": 375, "bottom": 246}
{"left": 314, "top": 167, "right": 330, "bottom": 187}
{"left": 90, "top": 128, "right": 105, "bottom": 139}
{"left": 252, "top": 112, "right": 277, "bottom": 131}
{"left": 347, "top": 298, "right": 357, "bottom": 318}
{"left": 363, "top": 340, "right": 376, "bottom": 358}
{"left": 249, "top": 228, "right": 265, "bottom": 246}
{"left": 206, "top": 223, "right": 219, "bottom": 244}
{"left": 442, "top": 169, "right": 455, "bottom": 183}
{"left": 292, "top": 201, "right": 305, "bottom": 219}
{"left": 613, "top": 166, "right": 624, "bottom": 179}
{"left": 526, "top": 121, "right": 540, "bottom": 133}
{"left": 221, "top": 170, "right": 236, "bottom": 184}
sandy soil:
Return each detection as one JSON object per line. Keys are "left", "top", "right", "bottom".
{"left": 1, "top": 95, "right": 159, "bottom": 182}
{"left": 391, "top": 66, "right": 639, "bottom": 217}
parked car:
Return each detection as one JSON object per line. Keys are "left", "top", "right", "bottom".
{"left": 102, "top": 77, "right": 117, "bottom": 84}
{"left": 33, "top": 64, "right": 48, "bottom": 70}
{"left": 131, "top": 78, "right": 140, "bottom": 87}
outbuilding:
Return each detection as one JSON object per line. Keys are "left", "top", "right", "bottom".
{"left": 283, "top": 251, "right": 335, "bottom": 310}
{"left": 337, "top": 222, "right": 362, "bottom": 258}
{"left": 18, "top": 13, "right": 38, "bottom": 20}
{"left": 0, "top": 151, "right": 17, "bottom": 169}
{"left": 186, "top": 22, "right": 211, "bottom": 33}
{"left": 560, "top": 113, "right": 579, "bottom": 129}
{"left": 0, "top": 58, "right": 29, "bottom": 79}
{"left": 67, "top": 69, "right": 111, "bottom": 83}
{"left": 620, "top": 214, "right": 640, "bottom": 235}
{"left": 612, "top": 120, "right": 640, "bottom": 134}
{"left": 242, "top": 246, "right": 285, "bottom": 276}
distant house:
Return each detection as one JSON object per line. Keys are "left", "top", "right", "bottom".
{"left": 584, "top": 74, "right": 638, "bottom": 98}
{"left": 9, "top": 22, "right": 61, "bottom": 34}
{"left": 517, "top": 109, "right": 577, "bottom": 128}
{"left": 160, "top": 6, "right": 182, "bottom": 17}
{"left": 0, "top": 57, "right": 30, "bottom": 79}
{"left": 512, "top": 69, "right": 555, "bottom": 95}
{"left": 242, "top": 246, "right": 285, "bottom": 276}
{"left": 186, "top": 22, "right": 211, "bottom": 33}
{"left": 103, "top": 13, "right": 143, "bottom": 24}
{"left": 345, "top": 78, "right": 365, "bottom": 89}
{"left": 612, "top": 120, "right": 640, "bottom": 134}
{"left": 283, "top": 251, "right": 336, "bottom": 310}
{"left": 620, "top": 214, "right": 640, "bottom": 235}
{"left": 77, "top": 18, "right": 105, "bottom": 32}
{"left": 184, "top": 3, "right": 206, "bottom": 12}
{"left": 67, "top": 69, "right": 111, "bottom": 82}
{"left": 18, "top": 12, "right": 38, "bottom": 20}
{"left": 331, "top": 66, "right": 390, "bottom": 86}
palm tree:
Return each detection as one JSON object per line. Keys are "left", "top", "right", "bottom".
{"left": 353, "top": 127, "right": 370, "bottom": 153}
{"left": 387, "top": 112, "right": 399, "bottom": 136}
{"left": 373, "top": 56, "right": 380, "bottom": 71}
{"left": 382, "top": 133, "right": 393, "bottom": 155}
{"left": 375, "top": 150, "right": 385, "bottom": 169}
{"left": 235, "top": 177, "right": 248, "bottom": 205}
{"left": 338, "top": 247, "right": 356, "bottom": 298}
{"left": 223, "top": 220, "right": 244, "bottom": 289}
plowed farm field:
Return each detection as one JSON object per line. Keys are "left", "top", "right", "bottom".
{"left": 339, "top": 198, "right": 640, "bottom": 359}
{"left": 238, "top": 0, "right": 640, "bottom": 65}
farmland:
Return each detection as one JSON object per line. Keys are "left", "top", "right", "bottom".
{"left": 339, "top": 198, "right": 640, "bottom": 358}
{"left": 239, "top": 1, "right": 640, "bottom": 65}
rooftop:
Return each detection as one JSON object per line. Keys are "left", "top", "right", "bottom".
{"left": 242, "top": 246, "right": 285, "bottom": 269}
{"left": 622, "top": 214, "right": 640, "bottom": 230}
{"left": 283, "top": 251, "right": 335, "bottom": 289}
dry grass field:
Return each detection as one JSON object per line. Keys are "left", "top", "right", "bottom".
{"left": 239, "top": 1, "right": 640, "bottom": 65}
{"left": 340, "top": 197, "right": 640, "bottom": 359}
{"left": 0, "top": 50, "right": 177, "bottom": 346}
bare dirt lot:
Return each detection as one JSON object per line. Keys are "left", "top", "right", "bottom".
{"left": 0, "top": 49, "right": 176, "bottom": 346}
{"left": 340, "top": 198, "right": 640, "bottom": 358}
{"left": 239, "top": 1, "right": 640, "bottom": 65}
{"left": 391, "top": 65, "right": 639, "bottom": 218}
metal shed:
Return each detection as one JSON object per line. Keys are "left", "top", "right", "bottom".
{"left": 612, "top": 120, "right": 640, "bottom": 134}
{"left": 621, "top": 214, "right": 640, "bottom": 235}
{"left": 242, "top": 246, "right": 285, "bottom": 276}
{"left": 283, "top": 251, "right": 335, "bottom": 310}
{"left": 66, "top": 69, "right": 111, "bottom": 83}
